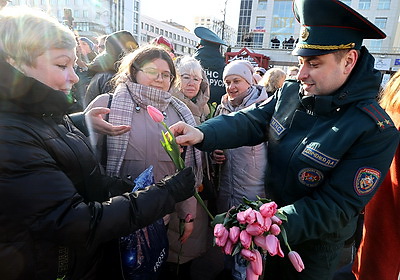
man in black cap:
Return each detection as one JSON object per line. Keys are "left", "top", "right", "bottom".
{"left": 170, "top": 0, "right": 399, "bottom": 279}
{"left": 193, "top": 27, "right": 227, "bottom": 106}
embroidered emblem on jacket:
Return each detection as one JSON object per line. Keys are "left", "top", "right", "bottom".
{"left": 354, "top": 167, "right": 381, "bottom": 196}
{"left": 270, "top": 117, "right": 285, "bottom": 136}
{"left": 298, "top": 168, "right": 324, "bottom": 187}
{"left": 301, "top": 146, "right": 339, "bottom": 168}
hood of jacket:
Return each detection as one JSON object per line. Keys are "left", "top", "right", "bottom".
{"left": 300, "top": 47, "right": 382, "bottom": 115}
{"left": 0, "top": 56, "right": 72, "bottom": 116}
{"left": 87, "top": 51, "right": 118, "bottom": 75}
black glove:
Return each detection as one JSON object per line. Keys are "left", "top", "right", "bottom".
{"left": 158, "top": 167, "right": 195, "bottom": 203}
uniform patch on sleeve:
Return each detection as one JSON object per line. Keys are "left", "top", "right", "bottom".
{"left": 298, "top": 168, "right": 324, "bottom": 187}
{"left": 270, "top": 116, "right": 286, "bottom": 136}
{"left": 353, "top": 167, "right": 381, "bottom": 196}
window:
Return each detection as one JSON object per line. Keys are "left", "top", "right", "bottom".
{"left": 255, "top": 17, "right": 266, "bottom": 28}
{"left": 374, "top": 17, "right": 387, "bottom": 29}
{"left": 82, "top": 10, "right": 88, "bottom": 18}
{"left": 378, "top": 0, "right": 390, "bottom": 10}
{"left": 341, "top": 0, "right": 351, "bottom": 5}
{"left": 369, "top": 40, "right": 382, "bottom": 52}
{"left": 258, "top": 0, "right": 267, "bottom": 10}
{"left": 156, "top": 27, "right": 159, "bottom": 34}
{"left": 74, "top": 10, "right": 80, "bottom": 18}
{"left": 358, "top": 0, "right": 370, "bottom": 10}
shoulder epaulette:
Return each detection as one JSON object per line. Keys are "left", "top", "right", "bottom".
{"left": 357, "top": 102, "right": 394, "bottom": 131}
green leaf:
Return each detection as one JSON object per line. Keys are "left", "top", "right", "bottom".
{"left": 211, "top": 212, "right": 226, "bottom": 227}
{"left": 231, "top": 243, "right": 242, "bottom": 256}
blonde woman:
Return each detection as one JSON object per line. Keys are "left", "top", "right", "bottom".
{"left": 0, "top": 7, "right": 194, "bottom": 280}
{"left": 258, "top": 67, "right": 287, "bottom": 95}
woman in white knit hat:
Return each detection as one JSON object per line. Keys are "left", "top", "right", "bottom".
{"left": 211, "top": 59, "right": 270, "bottom": 280}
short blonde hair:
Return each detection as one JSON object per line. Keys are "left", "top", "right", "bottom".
{"left": 0, "top": 6, "right": 76, "bottom": 67}
{"left": 258, "top": 68, "right": 286, "bottom": 93}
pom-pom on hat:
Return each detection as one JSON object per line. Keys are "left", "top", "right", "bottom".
{"left": 223, "top": 60, "right": 255, "bottom": 85}
{"left": 292, "top": 0, "right": 386, "bottom": 56}
{"left": 151, "top": 36, "right": 175, "bottom": 53}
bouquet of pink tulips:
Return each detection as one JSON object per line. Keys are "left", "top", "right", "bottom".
{"left": 147, "top": 105, "right": 303, "bottom": 279}
{"left": 211, "top": 197, "right": 304, "bottom": 280}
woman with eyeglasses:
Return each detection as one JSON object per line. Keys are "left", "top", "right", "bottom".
{"left": 86, "top": 44, "right": 203, "bottom": 280}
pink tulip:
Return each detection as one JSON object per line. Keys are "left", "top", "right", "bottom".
{"left": 277, "top": 241, "right": 285, "bottom": 258}
{"left": 240, "top": 229, "right": 252, "bottom": 249}
{"left": 215, "top": 231, "right": 229, "bottom": 247}
{"left": 147, "top": 105, "right": 164, "bottom": 123}
{"left": 251, "top": 249, "right": 263, "bottom": 275}
{"left": 246, "top": 265, "right": 259, "bottom": 280}
{"left": 255, "top": 211, "right": 265, "bottom": 228}
{"left": 263, "top": 217, "right": 272, "bottom": 232}
{"left": 214, "top": 224, "right": 227, "bottom": 238}
{"left": 265, "top": 234, "right": 280, "bottom": 256}
{"left": 246, "top": 223, "right": 264, "bottom": 236}
{"left": 271, "top": 215, "right": 282, "bottom": 225}
{"left": 270, "top": 224, "right": 281, "bottom": 235}
{"left": 288, "top": 251, "right": 305, "bottom": 272}
{"left": 223, "top": 239, "right": 234, "bottom": 255}
{"left": 253, "top": 235, "right": 268, "bottom": 251}
{"left": 237, "top": 211, "right": 247, "bottom": 224}
{"left": 259, "top": 202, "right": 278, "bottom": 218}
{"left": 240, "top": 248, "right": 256, "bottom": 261}
{"left": 229, "top": 226, "right": 240, "bottom": 243}
{"left": 244, "top": 208, "right": 256, "bottom": 224}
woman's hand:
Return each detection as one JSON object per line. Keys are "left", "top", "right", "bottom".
{"left": 85, "top": 107, "right": 131, "bottom": 136}
{"left": 212, "top": 149, "right": 226, "bottom": 164}
{"left": 179, "top": 221, "right": 194, "bottom": 244}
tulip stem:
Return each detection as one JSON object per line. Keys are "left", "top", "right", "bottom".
{"left": 280, "top": 226, "right": 292, "bottom": 251}
{"left": 194, "top": 191, "right": 214, "bottom": 220}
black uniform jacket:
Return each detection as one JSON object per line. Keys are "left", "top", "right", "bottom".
{"left": 196, "top": 47, "right": 399, "bottom": 247}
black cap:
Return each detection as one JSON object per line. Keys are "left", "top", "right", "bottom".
{"left": 292, "top": 0, "right": 386, "bottom": 56}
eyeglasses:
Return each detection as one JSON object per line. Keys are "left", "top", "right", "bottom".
{"left": 181, "top": 74, "right": 202, "bottom": 85}
{"left": 139, "top": 68, "right": 174, "bottom": 82}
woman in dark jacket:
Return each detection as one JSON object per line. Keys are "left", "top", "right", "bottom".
{"left": 0, "top": 7, "right": 195, "bottom": 280}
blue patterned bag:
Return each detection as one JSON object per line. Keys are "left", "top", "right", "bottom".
{"left": 120, "top": 166, "right": 169, "bottom": 280}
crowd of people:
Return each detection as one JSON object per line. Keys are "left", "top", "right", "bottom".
{"left": 0, "top": 0, "right": 399, "bottom": 280}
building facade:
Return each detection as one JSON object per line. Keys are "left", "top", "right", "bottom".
{"left": 140, "top": 15, "right": 199, "bottom": 56}
{"left": 236, "top": 0, "right": 400, "bottom": 53}
{"left": 194, "top": 16, "right": 237, "bottom": 47}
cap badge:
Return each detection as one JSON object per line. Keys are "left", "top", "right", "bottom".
{"left": 300, "top": 26, "right": 309, "bottom": 41}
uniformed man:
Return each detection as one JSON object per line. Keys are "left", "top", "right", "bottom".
{"left": 170, "top": 0, "right": 400, "bottom": 279}
{"left": 193, "top": 27, "right": 227, "bottom": 105}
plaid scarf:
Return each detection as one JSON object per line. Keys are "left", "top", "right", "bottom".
{"left": 106, "top": 81, "right": 202, "bottom": 184}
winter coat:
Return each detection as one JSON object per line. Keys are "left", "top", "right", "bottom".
{"left": 193, "top": 42, "right": 226, "bottom": 104}
{"left": 195, "top": 47, "right": 399, "bottom": 279}
{"left": 214, "top": 85, "right": 268, "bottom": 212}
{"left": 0, "top": 57, "right": 179, "bottom": 280}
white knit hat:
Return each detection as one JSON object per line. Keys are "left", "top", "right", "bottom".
{"left": 223, "top": 60, "right": 255, "bottom": 85}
